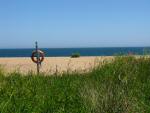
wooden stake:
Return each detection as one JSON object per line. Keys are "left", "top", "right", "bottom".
{"left": 35, "top": 41, "right": 40, "bottom": 74}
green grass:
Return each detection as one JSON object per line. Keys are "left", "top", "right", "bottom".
{"left": 0, "top": 56, "right": 150, "bottom": 113}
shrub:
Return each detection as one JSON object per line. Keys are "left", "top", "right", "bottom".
{"left": 143, "top": 48, "right": 150, "bottom": 55}
{"left": 71, "top": 52, "right": 80, "bottom": 58}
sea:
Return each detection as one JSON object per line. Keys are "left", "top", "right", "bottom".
{"left": 0, "top": 47, "right": 149, "bottom": 57}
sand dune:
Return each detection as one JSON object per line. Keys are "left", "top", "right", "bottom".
{"left": 0, "top": 56, "right": 113, "bottom": 74}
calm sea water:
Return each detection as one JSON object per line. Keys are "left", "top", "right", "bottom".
{"left": 0, "top": 47, "right": 149, "bottom": 57}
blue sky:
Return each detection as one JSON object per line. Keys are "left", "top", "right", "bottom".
{"left": 0, "top": 0, "right": 150, "bottom": 48}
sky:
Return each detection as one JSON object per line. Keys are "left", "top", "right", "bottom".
{"left": 0, "top": 0, "right": 150, "bottom": 48}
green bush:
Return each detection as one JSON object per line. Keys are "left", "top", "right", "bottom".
{"left": 143, "top": 48, "right": 150, "bottom": 55}
{"left": 71, "top": 52, "right": 80, "bottom": 58}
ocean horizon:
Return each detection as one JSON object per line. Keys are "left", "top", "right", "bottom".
{"left": 0, "top": 47, "right": 149, "bottom": 57}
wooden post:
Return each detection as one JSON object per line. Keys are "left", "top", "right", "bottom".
{"left": 35, "top": 41, "right": 40, "bottom": 74}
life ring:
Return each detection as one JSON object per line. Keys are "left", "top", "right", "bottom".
{"left": 31, "top": 50, "right": 44, "bottom": 63}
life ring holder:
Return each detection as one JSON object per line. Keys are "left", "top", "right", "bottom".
{"left": 31, "top": 50, "right": 44, "bottom": 63}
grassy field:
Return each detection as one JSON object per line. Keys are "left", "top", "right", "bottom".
{"left": 0, "top": 56, "right": 150, "bottom": 113}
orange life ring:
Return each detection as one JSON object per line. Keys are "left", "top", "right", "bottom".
{"left": 31, "top": 50, "right": 44, "bottom": 63}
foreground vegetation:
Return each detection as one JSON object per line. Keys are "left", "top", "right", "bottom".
{"left": 0, "top": 56, "right": 150, "bottom": 113}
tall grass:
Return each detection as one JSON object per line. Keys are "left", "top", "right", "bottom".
{"left": 0, "top": 56, "right": 150, "bottom": 113}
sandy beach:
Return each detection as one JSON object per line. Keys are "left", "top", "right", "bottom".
{"left": 0, "top": 56, "right": 113, "bottom": 74}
